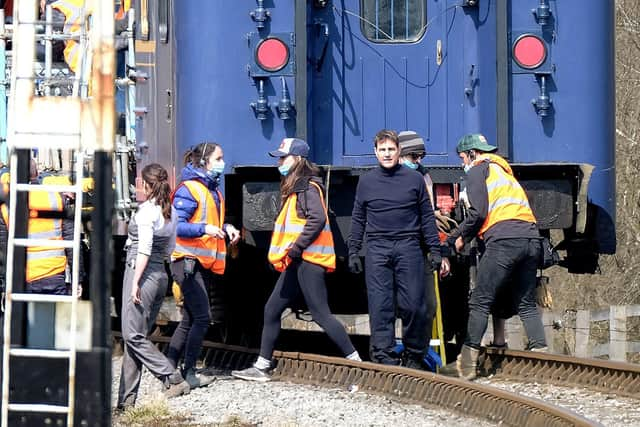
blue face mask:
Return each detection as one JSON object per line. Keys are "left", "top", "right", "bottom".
{"left": 278, "top": 164, "right": 291, "bottom": 176}
{"left": 207, "top": 160, "right": 225, "bottom": 177}
{"left": 402, "top": 159, "right": 419, "bottom": 170}
{"left": 463, "top": 164, "right": 473, "bottom": 173}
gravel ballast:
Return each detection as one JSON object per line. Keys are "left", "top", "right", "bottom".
{"left": 112, "top": 356, "right": 496, "bottom": 426}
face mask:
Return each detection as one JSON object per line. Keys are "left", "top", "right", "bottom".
{"left": 207, "top": 160, "right": 225, "bottom": 177}
{"left": 402, "top": 159, "right": 419, "bottom": 170}
{"left": 278, "top": 164, "right": 291, "bottom": 176}
{"left": 463, "top": 164, "right": 473, "bottom": 173}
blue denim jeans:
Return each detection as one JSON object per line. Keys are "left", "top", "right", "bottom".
{"left": 167, "top": 258, "right": 214, "bottom": 371}
{"left": 465, "top": 238, "right": 546, "bottom": 349}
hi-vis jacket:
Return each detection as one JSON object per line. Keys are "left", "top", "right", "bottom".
{"left": 51, "top": 0, "right": 88, "bottom": 73}
{"left": 472, "top": 153, "right": 536, "bottom": 237}
{"left": 0, "top": 191, "right": 66, "bottom": 283}
{"left": 268, "top": 180, "right": 336, "bottom": 272}
{"left": 172, "top": 180, "right": 226, "bottom": 274}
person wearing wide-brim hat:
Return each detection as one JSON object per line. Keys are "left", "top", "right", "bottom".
{"left": 449, "top": 133, "right": 546, "bottom": 380}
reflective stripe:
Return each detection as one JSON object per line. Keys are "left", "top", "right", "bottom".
{"left": 29, "top": 228, "right": 62, "bottom": 240}
{"left": 486, "top": 174, "right": 518, "bottom": 192}
{"left": 269, "top": 243, "right": 334, "bottom": 256}
{"left": 489, "top": 197, "right": 532, "bottom": 210}
{"left": 174, "top": 244, "right": 226, "bottom": 260}
{"left": 27, "top": 249, "right": 66, "bottom": 261}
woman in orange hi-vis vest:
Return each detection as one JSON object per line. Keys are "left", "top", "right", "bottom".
{"left": 167, "top": 142, "right": 241, "bottom": 389}
{"left": 232, "top": 138, "right": 360, "bottom": 382}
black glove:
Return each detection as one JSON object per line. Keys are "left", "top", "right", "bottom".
{"left": 430, "top": 252, "right": 442, "bottom": 273}
{"left": 348, "top": 254, "right": 363, "bottom": 274}
{"left": 288, "top": 244, "right": 302, "bottom": 261}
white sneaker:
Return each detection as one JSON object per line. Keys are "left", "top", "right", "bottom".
{"left": 231, "top": 366, "right": 271, "bottom": 382}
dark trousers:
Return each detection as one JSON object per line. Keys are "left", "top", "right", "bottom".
{"left": 26, "top": 274, "right": 68, "bottom": 294}
{"left": 167, "top": 258, "right": 214, "bottom": 371}
{"left": 365, "top": 237, "right": 427, "bottom": 364}
{"left": 465, "top": 238, "right": 545, "bottom": 349}
{"left": 260, "top": 260, "right": 355, "bottom": 359}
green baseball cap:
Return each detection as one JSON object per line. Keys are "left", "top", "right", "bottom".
{"left": 456, "top": 134, "right": 497, "bottom": 153}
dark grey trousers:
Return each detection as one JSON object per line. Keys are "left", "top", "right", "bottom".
{"left": 117, "top": 260, "right": 175, "bottom": 406}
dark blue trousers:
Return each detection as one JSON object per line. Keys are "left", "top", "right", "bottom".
{"left": 365, "top": 237, "right": 427, "bottom": 364}
{"left": 465, "top": 238, "right": 545, "bottom": 349}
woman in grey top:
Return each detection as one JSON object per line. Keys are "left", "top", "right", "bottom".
{"left": 117, "top": 164, "right": 190, "bottom": 410}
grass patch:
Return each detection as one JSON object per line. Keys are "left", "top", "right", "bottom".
{"left": 113, "top": 400, "right": 257, "bottom": 427}
{"left": 114, "top": 398, "right": 193, "bottom": 427}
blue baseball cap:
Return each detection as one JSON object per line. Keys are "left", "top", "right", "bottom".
{"left": 269, "top": 137, "right": 310, "bottom": 158}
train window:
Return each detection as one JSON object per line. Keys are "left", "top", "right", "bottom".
{"left": 360, "top": 0, "right": 426, "bottom": 43}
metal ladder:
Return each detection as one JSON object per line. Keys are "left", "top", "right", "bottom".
{"left": 0, "top": 1, "right": 103, "bottom": 425}
{"left": 1, "top": 149, "right": 85, "bottom": 426}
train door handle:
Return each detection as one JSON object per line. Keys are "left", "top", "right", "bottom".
{"left": 437, "top": 39, "right": 442, "bottom": 66}
{"left": 165, "top": 89, "right": 172, "bottom": 122}
{"left": 158, "top": 0, "right": 169, "bottom": 43}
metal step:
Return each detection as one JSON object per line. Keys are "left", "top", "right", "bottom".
{"left": 7, "top": 403, "right": 69, "bottom": 414}
{"left": 13, "top": 238, "right": 75, "bottom": 249}
{"left": 10, "top": 294, "right": 75, "bottom": 303}
{"left": 9, "top": 348, "right": 72, "bottom": 359}
{"left": 14, "top": 183, "right": 82, "bottom": 194}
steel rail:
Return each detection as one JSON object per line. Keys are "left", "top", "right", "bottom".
{"left": 481, "top": 348, "right": 640, "bottom": 398}
{"left": 116, "top": 334, "right": 600, "bottom": 427}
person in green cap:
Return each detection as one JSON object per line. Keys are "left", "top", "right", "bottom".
{"left": 449, "top": 134, "right": 546, "bottom": 380}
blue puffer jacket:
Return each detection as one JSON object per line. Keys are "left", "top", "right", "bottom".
{"left": 173, "top": 164, "right": 225, "bottom": 238}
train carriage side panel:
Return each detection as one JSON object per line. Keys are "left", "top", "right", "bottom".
{"left": 508, "top": 1, "right": 616, "bottom": 256}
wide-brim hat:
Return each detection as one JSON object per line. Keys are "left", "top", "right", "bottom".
{"left": 269, "top": 137, "right": 310, "bottom": 158}
{"left": 456, "top": 134, "right": 497, "bottom": 153}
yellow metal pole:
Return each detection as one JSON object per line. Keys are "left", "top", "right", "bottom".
{"left": 433, "top": 271, "right": 446, "bottom": 366}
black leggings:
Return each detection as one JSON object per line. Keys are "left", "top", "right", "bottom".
{"left": 259, "top": 260, "right": 355, "bottom": 359}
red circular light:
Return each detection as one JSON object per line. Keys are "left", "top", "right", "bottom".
{"left": 513, "top": 35, "right": 546, "bottom": 69}
{"left": 256, "top": 38, "right": 289, "bottom": 72}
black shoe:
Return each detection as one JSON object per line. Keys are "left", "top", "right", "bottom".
{"left": 184, "top": 367, "right": 216, "bottom": 388}
{"left": 402, "top": 354, "right": 425, "bottom": 371}
{"left": 115, "top": 395, "right": 135, "bottom": 412}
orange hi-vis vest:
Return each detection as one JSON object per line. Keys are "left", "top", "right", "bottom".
{"left": 115, "top": 0, "right": 132, "bottom": 20}
{"left": 51, "top": 0, "right": 89, "bottom": 73}
{"left": 1, "top": 191, "right": 66, "bottom": 283}
{"left": 473, "top": 153, "right": 537, "bottom": 237}
{"left": 172, "top": 180, "right": 227, "bottom": 274}
{"left": 268, "top": 181, "right": 336, "bottom": 273}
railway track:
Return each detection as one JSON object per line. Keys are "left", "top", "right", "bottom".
{"left": 115, "top": 334, "right": 601, "bottom": 427}
{"left": 479, "top": 347, "right": 640, "bottom": 398}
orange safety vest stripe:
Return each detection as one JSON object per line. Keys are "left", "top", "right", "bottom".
{"left": 172, "top": 180, "right": 227, "bottom": 274}
{"left": 268, "top": 181, "right": 336, "bottom": 273}
{"left": 474, "top": 154, "right": 537, "bottom": 237}
{"left": 0, "top": 191, "right": 66, "bottom": 283}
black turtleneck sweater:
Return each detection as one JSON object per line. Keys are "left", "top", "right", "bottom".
{"left": 348, "top": 164, "right": 440, "bottom": 256}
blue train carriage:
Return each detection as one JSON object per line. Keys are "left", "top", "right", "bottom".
{"left": 132, "top": 1, "right": 615, "bottom": 345}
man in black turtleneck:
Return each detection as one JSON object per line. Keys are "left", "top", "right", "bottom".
{"left": 348, "top": 129, "right": 442, "bottom": 368}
